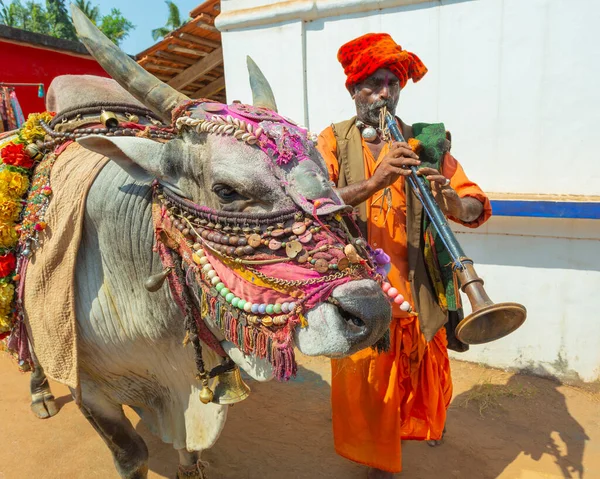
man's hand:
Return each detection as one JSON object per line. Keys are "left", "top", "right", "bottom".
{"left": 417, "top": 167, "right": 484, "bottom": 222}
{"left": 369, "top": 142, "right": 421, "bottom": 190}
{"left": 337, "top": 141, "right": 421, "bottom": 206}
{"left": 417, "top": 167, "right": 463, "bottom": 218}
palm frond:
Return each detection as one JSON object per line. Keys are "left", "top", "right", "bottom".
{"left": 165, "top": 0, "right": 182, "bottom": 29}
{"left": 151, "top": 26, "right": 172, "bottom": 41}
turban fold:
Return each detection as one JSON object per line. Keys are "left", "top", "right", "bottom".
{"left": 337, "top": 33, "right": 428, "bottom": 90}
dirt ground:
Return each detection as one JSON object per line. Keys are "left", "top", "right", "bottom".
{"left": 0, "top": 353, "right": 598, "bottom": 479}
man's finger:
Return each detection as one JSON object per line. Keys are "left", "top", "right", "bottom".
{"left": 390, "top": 141, "right": 409, "bottom": 150}
{"left": 390, "top": 146, "right": 419, "bottom": 159}
{"left": 424, "top": 175, "right": 448, "bottom": 185}
{"left": 397, "top": 168, "right": 414, "bottom": 177}
{"left": 441, "top": 188, "right": 460, "bottom": 198}
{"left": 416, "top": 167, "right": 441, "bottom": 176}
{"left": 385, "top": 165, "right": 412, "bottom": 177}
{"left": 387, "top": 157, "right": 421, "bottom": 168}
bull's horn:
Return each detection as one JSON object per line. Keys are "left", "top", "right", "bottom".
{"left": 246, "top": 56, "right": 278, "bottom": 112}
{"left": 70, "top": 4, "right": 189, "bottom": 123}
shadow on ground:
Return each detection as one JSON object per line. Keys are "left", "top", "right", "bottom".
{"left": 137, "top": 361, "right": 589, "bottom": 479}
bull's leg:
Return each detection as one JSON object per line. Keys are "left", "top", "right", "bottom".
{"left": 30, "top": 361, "right": 59, "bottom": 419}
{"left": 77, "top": 391, "right": 149, "bottom": 479}
{"left": 176, "top": 450, "right": 207, "bottom": 479}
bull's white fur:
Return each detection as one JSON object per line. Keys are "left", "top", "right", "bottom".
{"left": 65, "top": 132, "right": 390, "bottom": 462}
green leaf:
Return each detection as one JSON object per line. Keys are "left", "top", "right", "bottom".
{"left": 99, "top": 8, "right": 135, "bottom": 46}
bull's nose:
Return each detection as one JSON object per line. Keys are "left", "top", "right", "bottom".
{"left": 331, "top": 279, "right": 392, "bottom": 329}
{"left": 295, "top": 279, "right": 392, "bottom": 358}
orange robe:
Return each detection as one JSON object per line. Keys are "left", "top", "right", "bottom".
{"left": 317, "top": 125, "right": 492, "bottom": 473}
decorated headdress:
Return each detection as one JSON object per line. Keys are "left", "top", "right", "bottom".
{"left": 157, "top": 95, "right": 394, "bottom": 383}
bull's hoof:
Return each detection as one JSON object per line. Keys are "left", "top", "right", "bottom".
{"left": 124, "top": 464, "right": 148, "bottom": 479}
{"left": 177, "top": 461, "right": 207, "bottom": 479}
{"left": 30, "top": 392, "right": 59, "bottom": 419}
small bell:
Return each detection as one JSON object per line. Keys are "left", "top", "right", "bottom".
{"left": 126, "top": 113, "right": 139, "bottom": 123}
{"left": 25, "top": 143, "right": 43, "bottom": 161}
{"left": 199, "top": 377, "right": 214, "bottom": 405}
{"left": 211, "top": 366, "right": 251, "bottom": 405}
{"left": 100, "top": 110, "right": 119, "bottom": 129}
{"left": 144, "top": 267, "right": 171, "bottom": 292}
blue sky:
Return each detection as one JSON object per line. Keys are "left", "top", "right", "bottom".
{"left": 92, "top": 0, "right": 204, "bottom": 55}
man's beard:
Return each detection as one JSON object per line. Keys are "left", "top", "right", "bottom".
{"left": 356, "top": 98, "right": 397, "bottom": 126}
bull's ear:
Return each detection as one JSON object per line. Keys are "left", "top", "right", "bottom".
{"left": 76, "top": 135, "right": 166, "bottom": 183}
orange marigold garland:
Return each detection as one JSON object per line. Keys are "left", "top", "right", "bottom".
{"left": 0, "top": 111, "right": 55, "bottom": 338}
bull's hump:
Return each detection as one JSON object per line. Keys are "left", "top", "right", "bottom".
{"left": 46, "top": 75, "right": 146, "bottom": 114}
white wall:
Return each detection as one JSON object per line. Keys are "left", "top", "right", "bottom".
{"left": 455, "top": 216, "right": 600, "bottom": 382}
{"left": 218, "top": 0, "right": 600, "bottom": 382}
{"left": 221, "top": 20, "right": 307, "bottom": 124}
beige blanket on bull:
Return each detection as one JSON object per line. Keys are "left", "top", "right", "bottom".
{"left": 25, "top": 143, "right": 109, "bottom": 391}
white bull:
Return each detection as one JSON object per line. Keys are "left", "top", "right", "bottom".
{"left": 24, "top": 6, "right": 392, "bottom": 479}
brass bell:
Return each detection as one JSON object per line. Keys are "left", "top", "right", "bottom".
{"left": 144, "top": 267, "right": 171, "bottom": 292}
{"left": 25, "top": 143, "right": 43, "bottom": 161}
{"left": 211, "top": 366, "right": 251, "bottom": 405}
{"left": 100, "top": 110, "right": 119, "bottom": 129}
{"left": 126, "top": 113, "right": 139, "bottom": 123}
{"left": 199, "top": 378, "right": 214, "bottom": 405}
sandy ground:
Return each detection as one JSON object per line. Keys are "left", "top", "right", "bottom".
{"left": 0, "top": 353, "right": 598, "bottom": 479}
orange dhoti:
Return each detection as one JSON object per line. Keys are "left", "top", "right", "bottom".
{"left": 331, "top": 315, "right": 452, "bottom": 472}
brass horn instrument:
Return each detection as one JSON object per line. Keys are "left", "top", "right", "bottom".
{"left": 385, "top": 113, "right": 526, "bottom": 344}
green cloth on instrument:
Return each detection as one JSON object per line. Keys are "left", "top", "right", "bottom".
{"left": 413, "top": 122, "right": 461, "bottom": 312}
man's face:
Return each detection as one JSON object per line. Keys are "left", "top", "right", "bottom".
{"left": 352, "top": 68, "right": 401, "bottom": 126}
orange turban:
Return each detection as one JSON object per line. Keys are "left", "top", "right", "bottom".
{"left": 337, "top": 33, "right": 428, "bottom": 90}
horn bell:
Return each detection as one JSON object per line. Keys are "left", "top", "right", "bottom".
{"left": 246, "top": 56, "right": 278, "bottom": 112}
{"left": 454, "top": 263, "right": 527, "bottom": 344}
{"left": 70, "top": 4, "right": 189, "bottom": 123}
{"left": 212, "top": 366, "right": 251, "bottom": 405}
{"left": 455, "top": 302, "right": 527, "bottom": 345}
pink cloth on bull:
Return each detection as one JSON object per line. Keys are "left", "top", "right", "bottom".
{"left": 206, "top": 249, "right": 354, "bottom": 313}
{"left": 257, "top": 262, "right": 320, "bottom": 281}
{"left": 259, "top": 262, "right": 353, "bottom": 310}
{"left": 206, "top": 251, "right": 297, "bottom": 305}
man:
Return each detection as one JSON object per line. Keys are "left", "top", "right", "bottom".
{"left": 317, "top": 33, "right": 492, "bottom": 478}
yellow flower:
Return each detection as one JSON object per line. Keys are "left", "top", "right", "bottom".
{"left": 0, "top": 315, "right": 11, "bottom": 334}
{"left": 0, "top": 282, "right": 14, "bottom": 330}
{"left": 0, "top": 169, "right": 29, "bottom": 199}
{"left": 0, "top": 223, "right": 17, "bottom": 249}
{"left": 0, "top": 194, "right": 21, "bottom": 223}
{"left": 20, "top": 112, "right": 54, "bottom": 143}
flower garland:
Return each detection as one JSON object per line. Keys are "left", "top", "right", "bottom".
{"left": 0, "top": 112, "right": 54, "bottom": 338}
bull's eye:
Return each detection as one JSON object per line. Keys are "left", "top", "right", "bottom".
{"left": 212, "top": 184, "right": 244, "bottom": 202}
